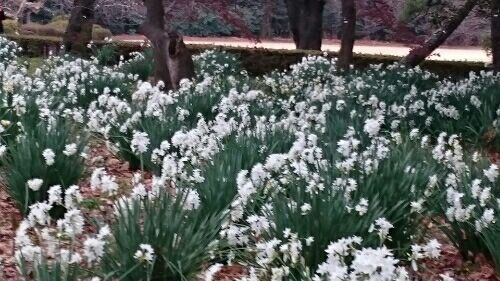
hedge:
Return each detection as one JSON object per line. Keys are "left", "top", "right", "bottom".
{"left": 4, "top": 34, "right": 489, "bottom": 78}
{"left": 19, "top": 22, "right": 112, "bottom": 41}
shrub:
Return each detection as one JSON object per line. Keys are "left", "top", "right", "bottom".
{"left": 0, "top": 35, "right": 20, "bottom": 62}
{"left": 100, "top": 51, "right": 246, "bottom": 173}
{"left": 265, "top": 183, "right": 385, "bottom": 278}
{"left": 19, "top": 20, "right": 112, "bottom": 41}
{"left": 101, "top": 188, "right": 225, "bottom": 280}
{"left": 92, "top": 41, "right": 117, "bottom": 65}
{"left": 3, "top": 118, "right": 87, "bottom": 215}
{"left": 427, "top": 135, "right": 500, "bottom": 271}
{"left": 18, "top": 258, "right": 82, "bottom": 281}
{"left": 196, "top": 130, "right": 295, "bottom": 217}
{"left": 3, "top": 19, "right": 19, "bottom": 35}
{"left": 119, "top": 49, "right": 154, "bottom": 81}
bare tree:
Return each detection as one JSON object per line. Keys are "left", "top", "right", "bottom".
{"left": 284, "top": 0, "right": 326, "bottom": 50}
{"left": 401, "top": 0, "right": 478, "bottom": 67}
{"left": 63, "top": 0, "right": 96, "bottom": 54}
{"left": 492, "top": 0, "right": 500, "bottom": 72}
{"left": 338, "top": 0, "right": 356, "bottom": 69}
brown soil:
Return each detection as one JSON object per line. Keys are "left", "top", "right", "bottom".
{"left": 0, "top": 185, "right": 22, "bottom": 281}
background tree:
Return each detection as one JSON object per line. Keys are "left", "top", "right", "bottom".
{"left": 260, "top": 0, "right": 273, "bottom": 38}
{"left": 13, "top": 0, "right": 490, "bottom": 47}
{"left": 284, "top": 0, "right": 326, "bottom": 50}
{"left": 338, "top": 0, "right": 356, "bottom": 68}
{"left": 492, "top": 0, "right": 500, "bottom": 71}
{"left": 63, "top": 0, "right": 96, "bottom": 53}
{"left": 140, "top": 0, "right": 243, "bottom": 88}
{"left": 401, "top": 0, "right": 478, "bottom": 67}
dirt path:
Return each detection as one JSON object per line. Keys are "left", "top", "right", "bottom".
{"left": 112, "top": 35, "right": 491, "bottom": 63}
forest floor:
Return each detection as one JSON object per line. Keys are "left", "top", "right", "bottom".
{"left": 112, "top": 35, "right": 491, "bottom": 63}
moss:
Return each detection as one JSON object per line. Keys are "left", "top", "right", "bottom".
{"left": 15, "top": 19, "right": 112, "bottom": 41}
{"left": 17, "top": 56, "right": 45, "bottom": 74}
{"left": 3, "top": 19, "right": 20, "bottom": 35}
{"left": 46, "top": 18, "right": 113, "bottom": 40}
{"left": 2, "top": 34, "right": 489, "bottom": 77}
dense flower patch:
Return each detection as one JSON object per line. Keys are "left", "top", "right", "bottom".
{"left": 0, "top": 37, "right": 499, "bottom": 281}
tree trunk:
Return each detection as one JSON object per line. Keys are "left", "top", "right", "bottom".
{"left": 492, "top": 0, "right": 500, "bottom": 72}
{"left": 401, "top": 0, "right": 478, "bottom": 67}
{"left": 139, "top": 0, "right": 172, "bottom": 89}
{"left": 166, "top": 31, "right": 195, "bottom": 90}
{"left": 338, "top": 0, "right": 356, "bottom": 69}
{"left": 260, "top": 0, "right": 274, "bottom": 38}
{"left": 285, "top": 0, "right": 325, "bottom": 50}
{"left": 63, "top": 0, "right": 96, "bottom": 54}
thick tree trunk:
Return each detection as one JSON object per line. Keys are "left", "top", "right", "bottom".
{"left": 63, "top": 0, "right": 96, "bottom": 54}
{"left": 492, "top": 0, "right": 500, "bottom": 72}
{"left": 139, "top": 0, "right": 172, "bottom": 89}
{"left": 260, "top": 0, "right": 274, "bottom": 38}
{"left": 285, "top": 0, "right": 325, "bottom": 50}
{"left": 139, "top": 0, "right": 195, "bottom": 90}
{"left": 166, "top": 31, "right": 195, "bottom": 90}
{"left": 401, "top": 0, "right": 478, "bottom": 67}
{"left": 338, "top": 0, "right": 356, "bottom": 69}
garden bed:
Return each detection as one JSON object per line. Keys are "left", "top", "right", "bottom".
{"left": 0, "top": 36, "right": 499, "bottom": 281}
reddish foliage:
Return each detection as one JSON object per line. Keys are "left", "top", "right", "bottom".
{"left": 165, "top": 0, "right": 256, "bottom": 39}
{"left": 357, "top": 0, "right": 422, "bottom": 44}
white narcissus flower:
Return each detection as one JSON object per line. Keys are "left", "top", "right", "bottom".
{"left": 58, "top": 209, "right": 84, "bottom": 237}
{"left": 422, "top": 239, "right": 441, "bottom": 259}
{"left": 363, "top": 118, "right": 381, "bottom": 137}
{"left": 131, "top": 131, "right": 150, "bottom": 154}
{"left": 0, "top": 144, "right": 7, "bottom": 157}
{"left": 350, "top": 247, "right": 400, "bottom": 280}
{"left": 16, "top": 245, "right": 42, "bottom": 262}
{"left": 133, "top": 244, "right": 155, "bottom": 264}
{"left": 484, "top": 164, "right": 499, "bottom": 183}
{"left": 305, "top": 236, "right": 314, "bottom": 246}
{"left": 90, "top": 168, "right": 119, "bottom": 195}
{"left": 63, "top": 143, "right": 78, "bottom": 156}
{"left": 183, "top": 189, "right": 201, "bottom": 211}
{"left": 27, "top": 178, "right": 43, "bottom": 191}
{"left": 300, "top": 203, "right": 312, "bottom": 215}
{"left": 27, "top": 202, "right": 52, "bottom": 226}
{"left": 440, "top": 273, "right": 456, "bottom": 281}
{"left": 369, "top": 218, "right": 394, "bottom": 241}
{"left": 42, "top": 148, "right": 56, "bottom": 166}
{"left": 83, "top": 237, "right": 106, "bottom": 264}
{"left": 354, "top": 198, "right": 369, "bottom": 215}
{"left": 47, "top": 185, "right": 62, "bottom": 205}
